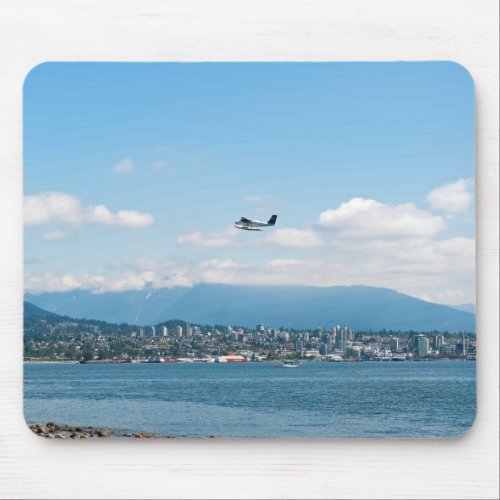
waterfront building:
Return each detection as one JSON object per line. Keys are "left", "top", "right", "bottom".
{"left": 432, "top": 335, "right": 444, "bottom": 349}
{"left": 440, "top": 344, "right": 452, "bottom": 356}
{"left": 325, "top": 333, "right": 333, "bottom": 354}
{"left": 336, "top": 329, "right": 347, "bottom": 353}
{"left": 414, "top": 334, "right": 430, "bottom": 357}
{"left": 294, "top": 339, "right": 303, "bottom": 352}
{"left": 390, "top": 338, "right": 399, "bottom": 352}
{"left": 346, "top": 346, "right": 361, "bottom": 358}
{"left": 456, "top": 335, "right": 467, "bottom": 356}
{"left": 329, "top": 328, "right": 336, "bottom": 346}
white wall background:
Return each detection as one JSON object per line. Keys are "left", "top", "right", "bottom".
{"left": 0, "top": 1, "right": 498, "bottom": 498}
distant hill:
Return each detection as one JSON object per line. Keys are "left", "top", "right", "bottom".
{"left": 24, "top": 300, "right": 61, "bottom": 319}
{"left": 25, "top": 284, "right": 475, "bottom": 332}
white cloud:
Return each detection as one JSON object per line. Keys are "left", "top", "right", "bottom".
{"left": 85, "top": 205, "right": 154, "bottom": 228}
{"left": 177, "top": 227, "right": 236, "bottom": 247}
{"left": 25, "top": 273, "right": 106, "bottom": 294}
{"left": 432, "top": 288, "right": 469, "bottom": 305}
{"left": 267, "top": 259, "right": 302, "bottom": 268}
{"left": 200, "top": 259, "right": 241, "bottom": 269}
{"left": 26, "top": 190, "right": 475, "bottom": 304}
{"left": 112, "top": 158, "right": 135, "bottom": 175}
{"left": 24, "top": 192, "right": 82, "bottom": 226}
{"left": 42, "top": 230, "right": 68, "bottom": 240}
{"left": 265, "top": 228, "right": 323, "bottom": 248}
{"left": 24, "top": 270, "right": 190, "bottom": 294}
{"left": 25, "top": 232, "right": 475, "bottom": 303}
{"left": 426, "top": 178, "right": 474, "bottom": 214}
{"left": 24, "top": 192, "right": 154, "bottom": 229}
{"left": 318, "top": 198, "right": 445, "bottom": 240}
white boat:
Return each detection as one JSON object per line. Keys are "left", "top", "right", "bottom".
{"left": 277, "top": 360, "right": 301, "bottom": 368}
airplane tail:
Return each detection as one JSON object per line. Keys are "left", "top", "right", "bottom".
{"left": 267, "top": 214, "right": 277, "bottom": 225}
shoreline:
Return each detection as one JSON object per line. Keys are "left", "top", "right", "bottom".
{"left": 23, "top": 358, "right": 475, "bottom": 364}
{"left": 29, "top": 422, "right": 217, "bottom": 439}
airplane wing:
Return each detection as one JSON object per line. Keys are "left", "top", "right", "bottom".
{"left": 239, "top": 217, "right": 252, "bottom": 224}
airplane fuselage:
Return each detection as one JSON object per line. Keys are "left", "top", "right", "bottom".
{"left": 234, "top": 214, "right": 277, "bottom": 231}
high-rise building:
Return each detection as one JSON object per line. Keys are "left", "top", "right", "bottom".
{"left": 151, "top": 326, "right": 156, "bottom": 338}
{"left": 176, "top": 325, "right": 183, "bottom": 338}
{"left": 432, "top": 335, "right": 444, "bottom": 349}
{"left": 456, "top": 334, "right": 467, "bottom": 356}
{"left": 330, "top": 328, "right": 337, "bottom": 346}
{"left": 414, "top": 334, "right": 430, "bottom": 357}
{"left": 336, "top": 329, "right": 347, "bottom": 353}
{"left": 325, "top": 333, "right": 332, "bottom": 354}
{"left": 347, "top": 328, "right": 354, "bottom": 341}
{"left": 162, "top": 326, "right": 168, "bottom": 337}
{"left": 185, "top": 321, "right": 192, "bottom": 338}
{"left": 390, "top": 338, "right": 399, "bottom": 352}
{"left": 139, "top": 327, "right": 145, "bottom": 338}
{"left": 256, "top": 323, "right": 265, "bottom": 332}
{"left": 294, "top": 339, "right": 303, "bottom": 352}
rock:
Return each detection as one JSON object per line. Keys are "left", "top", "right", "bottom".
{"left": 96, "top": 428, "right": 110, "bottom": 437}
{"left": 53, "top": 433, "right": 67, "bottom": 439}
{"left": 46, "top": 422, "right": 60, "bottom": 431}
{"left": 36, "top": 424, "right": 49, "bottom": 435}
{"left": 134, "top": 432, "right": 156, "bottom": 438}
{"left": 209, "top": 434, "right": 216, "bottom": 438}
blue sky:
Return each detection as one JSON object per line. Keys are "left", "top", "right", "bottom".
{"left": 24, "top": 62, "right": 475, "bottom": 304}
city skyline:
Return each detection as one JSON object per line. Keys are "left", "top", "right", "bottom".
{"left": 24, "top": 62, "right": 475, "bottom": 305}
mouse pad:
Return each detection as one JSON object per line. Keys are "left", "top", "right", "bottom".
{"left": 23, "top": 62, "right": 476, "bottom": 439}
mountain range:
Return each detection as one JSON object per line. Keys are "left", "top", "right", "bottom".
{"left": 25, "top": 284, "right": 475, "bottom": 332}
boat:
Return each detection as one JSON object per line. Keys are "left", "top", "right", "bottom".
{"left": 277, "top": 360, "right": 301, "bottom": 368}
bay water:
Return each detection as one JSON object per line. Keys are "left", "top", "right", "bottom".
{"left": 24, "top": 360, "right": 476, "bottom": 438}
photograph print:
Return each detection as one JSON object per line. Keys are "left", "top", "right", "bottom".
{"left": 23, "top": 62, "right": 476, "bottom": 439}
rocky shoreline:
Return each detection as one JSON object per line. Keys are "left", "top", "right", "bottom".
{"left": 29, "top": 422, "right": 216, "bottom": 439}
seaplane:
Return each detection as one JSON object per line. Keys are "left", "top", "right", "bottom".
{"left": 234, "top": 214, "right": 277, "bottom": 231}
